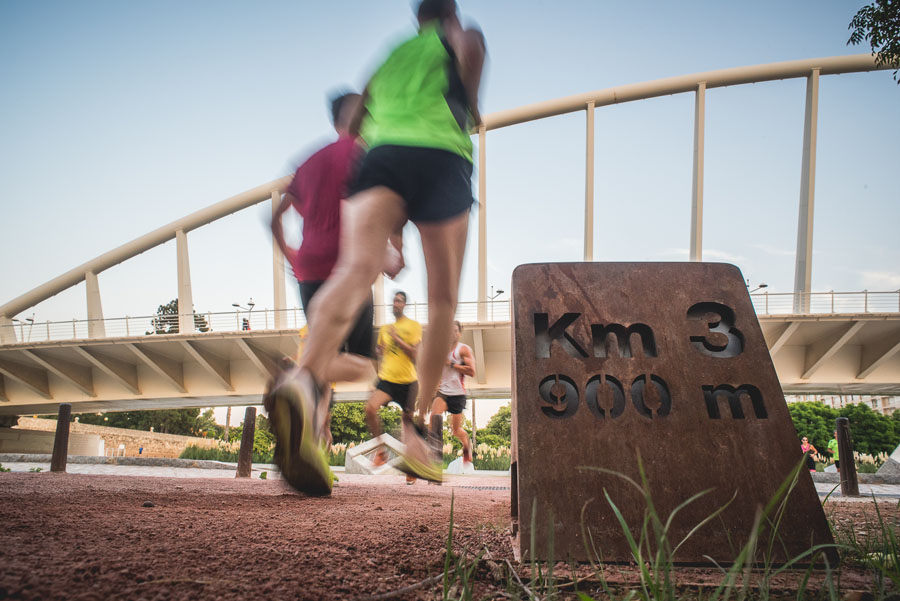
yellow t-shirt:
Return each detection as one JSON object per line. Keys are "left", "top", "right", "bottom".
{"left": 377, "top": 316, "right": 422, "bottom": 384}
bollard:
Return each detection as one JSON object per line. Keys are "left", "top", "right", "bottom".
{"left": 836, "top": 417, "right": 859, "bottom": 496}
{"left": 50, "top": 403, "right": 72, "bottom": 472}
{"left": 236, "top": 406, "right": 256, "bottom": 478}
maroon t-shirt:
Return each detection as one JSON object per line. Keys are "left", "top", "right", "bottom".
{"left": 286, "top": 135, "right": 362, "bottom": 282}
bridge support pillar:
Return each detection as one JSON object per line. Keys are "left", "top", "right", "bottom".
{"left": 236, "top": 406, "right": 256, "bottom": 478}
{"left": 176, "top": 229, "right": 195, "bottom": 334}
{"left": 0, "top": 315, "right": 17, "bottom": 344}
{"left": 271, "top": 191, "right": 287, "bottom": 329}
{"left": 51, "top": 403, "right": 72, "bottom": 472}
{"left": 477, "top": 125, "right": 487, "bottom": 321}
{"left": 85, "top": 271, "right": 106, "bottom": 338}
{"left": 793, "top": 69, "right": 819, "bottom": 313}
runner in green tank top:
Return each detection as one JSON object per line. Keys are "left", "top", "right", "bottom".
{"left": 289, "top": 0, "right": 486, "bottom": 488}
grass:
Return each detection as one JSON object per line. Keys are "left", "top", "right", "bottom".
{"left": 425, "top": 453, "right": 900, "bottom": 601}
{"left": 179, "top": 444, "right": 273, "bottom": 464}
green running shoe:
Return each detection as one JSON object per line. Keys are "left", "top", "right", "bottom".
{"left": 265, "top": 366, "right": 333, "bottom": 496}
{"left": 397, "top": 415, "right": 442, "bottom": 483}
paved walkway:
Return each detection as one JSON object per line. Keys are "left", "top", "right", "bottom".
{"left": 3, "top": 461, "right": 897, "bottom": 500}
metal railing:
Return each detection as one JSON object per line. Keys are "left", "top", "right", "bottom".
{"left": 3, "top": 292, "right": 900, "bottom": 345}
{"left": 749, "top": 290, "right": 900, "bottom": 315}
{"left": 0, "top": 300, "right": 512, "bottom": 344}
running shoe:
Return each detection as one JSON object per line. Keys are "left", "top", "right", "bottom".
{"left": 397, "top": 415, "right": 442, "bottom": 483}
{"left": 265, "top": 366, "right": 333, "bottom": 496}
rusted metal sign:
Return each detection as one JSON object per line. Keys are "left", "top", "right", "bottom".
{"left": 511, "top": 263, "right": 834, "bottom": 564}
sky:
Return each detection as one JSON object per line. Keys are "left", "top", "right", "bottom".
{"left": 1, "top": 1, "right": 898, "bottom": 425}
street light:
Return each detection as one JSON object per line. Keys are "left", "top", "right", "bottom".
{"left": 232, "top": 299, "right": 255, "bottom": 330}
{"left": 488, "top": 286, "right": 505, "bottom": 321}
{"left": 748, "top": 283, "right": 768, "bottom": 294}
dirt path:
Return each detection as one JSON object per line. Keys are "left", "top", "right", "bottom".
{"left": 0, "top": 473, "right": 891, "bottom": 600}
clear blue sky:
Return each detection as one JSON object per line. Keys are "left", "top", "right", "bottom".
{"left": 1, "top": 0, "right": 898, "bottom": 325}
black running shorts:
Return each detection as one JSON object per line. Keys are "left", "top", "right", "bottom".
{"left": 349, "top": 145, "right": 474, "bottom": 222}
{"left": 375, "top": 379, "right": 418, "bottom": 413}
{"left": 438, "top": 393, "right": 467, "bottom": 415}
{"left": 299, "top": 281, "right": 374, "bottom": 359}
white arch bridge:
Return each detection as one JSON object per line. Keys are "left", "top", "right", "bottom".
{"left": 0, "top": 54, "right": 898, "bottom": 416}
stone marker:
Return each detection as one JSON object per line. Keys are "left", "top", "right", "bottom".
{"left": 50, "top": 403, "right": 72, "bottom": 472}
{"left": 235, "top": 406, "right": 256, "bottom": 478}
{"left": 511, "top": 263, "right": 834, "bottom": 564}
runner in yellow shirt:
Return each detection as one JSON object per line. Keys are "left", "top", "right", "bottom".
{"left": 367, "top": 292, "right": 421, "bottom": 477}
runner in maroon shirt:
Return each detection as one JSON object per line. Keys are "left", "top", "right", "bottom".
{"left": 270, "top": 93, "right": 378, "bottom": 450}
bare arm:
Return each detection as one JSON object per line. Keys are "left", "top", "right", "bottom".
{"left": 450, "top": 27, "right": 486, "bottom": 126}
{"left": 453, "top": 344, "right": 476, "bottom": 378}
{"left": 389, "top": 327, "right": 419, "bottom": 363}
{"left": 271, "top": 191, "right": 298, "bottom": 264}
{"left": 348, "top": 86, "right": 370, "bottom": 138}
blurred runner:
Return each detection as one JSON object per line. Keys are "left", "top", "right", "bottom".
{"left": 430, "top": 321, "right": 475, "bottom": 474}
{"left": 293, "top": 0, "right": 486, "bottom": 486}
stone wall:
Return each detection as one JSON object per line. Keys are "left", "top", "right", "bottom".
{"left": 0, "top": 428, "right": 102, "bottom": 455}
{"left": 13, "top": 417, "right": 222, "bottom": 458}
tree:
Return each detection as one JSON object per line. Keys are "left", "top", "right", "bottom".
{"left": 474, "top": 404, "right": 511, "bottom": 448}
{"left": 848, "top": 0, "right": 900, "bottom": 84}
{"left": 787, "top": 401, "right": 837, "bottom": 453}
{"left": 328, "top": 402, "right": 402, "bottom": 444}
{"left": 147, "top": 299, "right": 210, "bottom": 334}
{"left": 838, "top": 402, "right": 900, "bottom": 455}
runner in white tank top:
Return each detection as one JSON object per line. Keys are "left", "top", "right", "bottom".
{"left": 430, "top": 321, "right": 476, "bottom": 473}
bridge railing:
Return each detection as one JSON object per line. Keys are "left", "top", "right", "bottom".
{"left": 0, "top": 300, "right": 512, "bottom": 344}
{"left": 1, "top": 293, "right": 899, "bottom": 344}
{"left": 750, "top": 290, "right": 900, "bottom": 315}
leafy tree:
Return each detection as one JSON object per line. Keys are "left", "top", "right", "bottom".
{"left": 838, "top": 402, "right": 900, "bottom": 455}
{"left": 848, "top": 0, "right": 900, "bottom": 84}
{"left": 196, "top": 409, "right": 223, "bottom": 439}
{"left": 328, "top": 402, "right": 402, "bottom": 444}
{"left": 788, "top": 401, "right": 837, "bottom": 453}
{"left": 147, "top": 299, "right": 210, "bottom": 334}
{"left": 225, "top": 413, "right": 276, "bottom": 455}
{"left": 476, "top": 404, "right": 511, "bottom": 446}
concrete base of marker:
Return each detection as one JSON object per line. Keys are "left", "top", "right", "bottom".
{"left": 344, "top": 434, "right": 405, "bottom": 475}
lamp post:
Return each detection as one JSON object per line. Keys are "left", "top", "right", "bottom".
{"left": 488, "top": 286, "right": 505, "bottom": 321}
{"left": 232, "top": 298, "right": 255, "bottom": 331}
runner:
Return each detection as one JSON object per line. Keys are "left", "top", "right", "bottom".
{"left": 266, "top": 92, "right": 384, "bottom": 495}
{"left": 430, "top": 321, "right": 476, "bottom": 474}
{"left": 290, "top": 0, "right": 486, "bottom": 488}
{"left": 367, "top": 291, "right": 422, "bottom": 483}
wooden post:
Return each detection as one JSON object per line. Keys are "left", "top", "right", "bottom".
{"left": 50, "top": 403, "right": 72, "bottom": 472}
{"left": 236, "top": 407, "right": 256, "bottom": 478}
{"left": 835, "top": 417, "right": 859, "bottom": 496}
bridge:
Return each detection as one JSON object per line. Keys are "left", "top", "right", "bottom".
{"left": 1, "top": 54, "right": 898, "bottom": 416}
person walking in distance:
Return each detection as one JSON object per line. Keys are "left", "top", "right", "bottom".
{"left": 287, "top": 0, "right": 486, "bottom": 487}
{"left": 827, "top": 430, "right": 840, "bottom": 473}
{"left": 367, "top": 291, "right": 421, "bottom": 483}
{"left": 430, "top": 321, "right": 476, "bottom": 474}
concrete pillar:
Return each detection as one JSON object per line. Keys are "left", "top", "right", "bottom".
{"left": 85, "top": 271, "right": 106, "bottom": 339}
{"left": 690, "top": 82, "right": 706, "bottom": 262}
{"left": 0, "top": 315, "right": 17, "bottom": 344}
{"left": 374, "top": 275, "right": 385, "bottom": 326}
{"left": 477, "top": 125, "right": 487, "bottom": 321}
{"left": 51, "top": 403, "right": 72, "bottom": 472}
{"left": 584, "top": 101, "right": 595, "bottom": 262}
{"left": 176, "top": 229, "right": 195, "bottom": 334}
{"left": 793, "top": 69, "right": 819, "bottom": 313}
{"left": 236, "top": 406, "right": 256, "bottom": 478}
{"left": 272, "top": 191, "right": 287, "bottom": 329}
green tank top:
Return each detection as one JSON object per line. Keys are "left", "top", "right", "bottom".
{"left": 361, "top": 22, "right": 473, "bottom": 163}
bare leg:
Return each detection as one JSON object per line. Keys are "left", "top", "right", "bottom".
{"left": 301, "top": 187, "right": 406, "bottom": 383}
{"left": 413, "top": 211, "right": 470, "bottom": 421}
{"left": 324, "top": 354, "right": 375, "bottom": 384}
{"left": 365, "top": 389, "right": 391, "bottom": 438}
{"left": 450, "top": 412, "right": 471, "bottom": 460}
{"left": 430, "top": 397, "right": 448, "bottom": 462}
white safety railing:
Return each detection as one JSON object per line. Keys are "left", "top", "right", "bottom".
{"left": 3, "top": 293, "right": 900, "bottom": 344}
{"left": 750, "top": 290, "right": 900, "bottom": 315}
{"left": 0, "top": 300, "right": 513, "bottom": 344}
